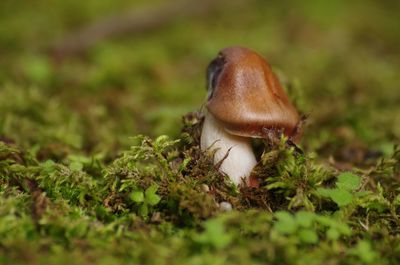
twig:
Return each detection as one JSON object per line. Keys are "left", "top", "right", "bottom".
{"left": 50, "top": 0, "right": 241, "bottom": 58}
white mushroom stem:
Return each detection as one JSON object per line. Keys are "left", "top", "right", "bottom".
{"left": 200, "top": 111, "right": 257, "bottom": 185}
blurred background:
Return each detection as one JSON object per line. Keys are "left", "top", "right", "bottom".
{"left": 0, "top": 0, "right": 399, "bottom": 163}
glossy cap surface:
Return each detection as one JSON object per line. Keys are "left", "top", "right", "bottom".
{"left": 206, "top": 46, "right": 300, "bottom": 138}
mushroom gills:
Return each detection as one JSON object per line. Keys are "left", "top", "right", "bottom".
{"left": 200, "top": 112, "right": 257, "bottom": 185}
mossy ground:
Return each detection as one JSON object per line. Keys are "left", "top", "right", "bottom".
{"left": 1, "top": 1, "right": 400, "bottom": 264}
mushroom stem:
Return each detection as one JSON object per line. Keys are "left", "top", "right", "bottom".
{"left": 200, "top": 111, "right": 257, "bottom": 185}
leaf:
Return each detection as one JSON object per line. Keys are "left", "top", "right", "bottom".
{"left": 350, "top": 240, "right": 378, "bottom": 264}
{"left": 336, "top": 172, "right": 360, "bottom": 191}
{"left": 326, "top": 228, "right": 340, "bottom": 240}
{"left": 335, "top": 223, "right": 351, "bottom": 236}
{"left": 329, "top": 189, "right": 354, "bottom": 207}
{"left": 194, "top": 218, "right": 232, "bottom": 250}
{"left": 315, "top": 215, "right": 335, "bottom": 227}
{"left": 139, "top": 204, "right": 149, "bottom": 217}
{"left": 130, "top": 190, "right": 144, "bottom": 203}
{"left": 316, "top": 188, "right": 332, "bottom": 197}
{"left": 298, "top": 228, "right": 318, "bottom": 244}
{"left": 145, "top": 185, "right": 161, "bottom": 206}
{"left": 317, "top": 188, "right": 354, "bottom": 207}
{"left": 146, "top": 193, "right": 161, "bottom": 206}
{"left": 295, "top": 211, "right": 315, "bottom": 228}
{"left": 355, "top": 191, "right": 371, "bottom": 197}
{"left": 274, "top": 211, "right": 297, "bottom": 235}
{"left": 145, "top": 185, "right": 158, "bottom": 196}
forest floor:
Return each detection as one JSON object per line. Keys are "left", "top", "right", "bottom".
{"left": 0, "top": 1, "right": 400, "bottom": 264}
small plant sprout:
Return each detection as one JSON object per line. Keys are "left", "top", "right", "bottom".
{"left": 130, "top": 185, "right": 161, "bottom": 218}
{"left": 201, "top": 46, "right": 300, "bottom": 186}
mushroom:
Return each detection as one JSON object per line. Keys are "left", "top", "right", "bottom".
{"left": 200, "top": 46, "right": 300, "bottom": 185}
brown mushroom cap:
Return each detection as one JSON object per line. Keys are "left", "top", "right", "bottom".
{"left": 206, "top": 46, "right": 300, "bottom": 138}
